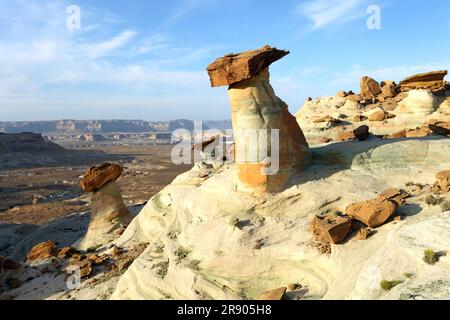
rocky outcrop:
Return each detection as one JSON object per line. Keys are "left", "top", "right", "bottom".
{"left": 360, "top": 76, "right": 382, "bottom": 100}
{"left": 77, "top": 163, "right": 132, "bottom": 250}
{"left": 399, "top": 70, "right": 447, "bottom": 92}
{"left": 207, "top": 45, "right": 310, "bottom": 194}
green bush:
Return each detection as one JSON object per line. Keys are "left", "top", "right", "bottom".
{"left": 380, "top": 279, "right": 403, "bottom": 291}
{"left": 423, "top": 249, "right": 439, "bottom": 265}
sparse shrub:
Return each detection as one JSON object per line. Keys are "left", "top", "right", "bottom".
{"left": 425, "top": 195, "right": 441, "bottom": 206}
{"left": 440, "top": 200, "right": 450, "bottom": 212}
{"left": 423, "top": 249, "right": 439, "bottom": 265}
{"left": 380, "top": 279, "right": 403, "bottom": 291}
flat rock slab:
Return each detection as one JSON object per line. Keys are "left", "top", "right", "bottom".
{"left": 399, "top": 70, "right": 447, "bottom": 91}
{"left": 206, "top": 45, "right": 289, "bottom": 87}
{"left": 346, "top": 197, "right": 398, "bottom": 228}
{"left": 80, "top": 163, "right": 123, "bottom": 193}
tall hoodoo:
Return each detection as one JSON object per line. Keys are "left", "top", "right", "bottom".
{"left": 207, "top": 45, "right": 310, "bottom": 194}
{"left": 77, "top": 163, "right": 132, "bottom": 250}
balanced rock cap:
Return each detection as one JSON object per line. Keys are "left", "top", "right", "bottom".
{"left": 80, "top": 163, "right": 123, "bottom": 192}
{"left": 206, "top": 45, "right": 289, "bottom": 87}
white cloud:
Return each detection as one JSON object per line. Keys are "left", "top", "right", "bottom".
{"left": 83, "top": 30, "right": 137, "bottom": 58}
{"left": 294, "top": 0, "right": 368, "bottom": 29}
{"left": 0, "top": 0, "right": 233, "bottom": 121}
{"left": 165, "top": 0, "right": 204, "bottom": 26}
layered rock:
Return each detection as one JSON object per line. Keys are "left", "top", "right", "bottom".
{"left": 207, "top": 46, "right": 310, "bottom": 194}
{"left": 399, "top": 70, "right": 448, "bottom": 92}
{"left": 79, "top": 163, "right": 123, "bottom": 193}
{"left": 77, "top": 163, "right": 132, "bottom": 250}
{"left": 397, "top": 90, "right": 439, "bottom": 116}
{"left": 206, "top": 45, "right": 289, "bottom": 87}
{"left": 26, "top": 240, "right": 58, "bottom": 263}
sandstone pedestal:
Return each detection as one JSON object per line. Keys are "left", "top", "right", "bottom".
{"left": 207, "top": 45, "right": 310, "bottom": 194}
{"left": 77, "top": 163, "right": 132, "bottom": 250}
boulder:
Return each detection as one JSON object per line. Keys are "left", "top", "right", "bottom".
{"left": 368, "top": 110, "right": 395, "bottom": 121}
{"left": 347, "top": 94, "right": 362, "bottom": 102}
{"left": 360, "top": 76, "right": 382, "bottom": 99}
{"left": 380, "top": 80, "right": 397, "bottom": 98}
{"left": 346, "top": 197, "right": 398, "bottom": 228}
{"left": 353, "top": 125, "right": 370, "bottom": 140}
{"left": 436, "top": 170, "right": 450, "bottom": 192}
{"left": 399, "top": 70, "right": 447, "bottom": 91}
{"left": 353, "top": 114, "right": 368, "bottom": 122}
{"left": 428, "top": 120, "right": 450, "bottom": 136}
{"left": 310, "top": 214, "right": 352, "bottom": 244}
{"left": 337, "top": 125, "right": 369, "bottom": 142}
{"left": 337, "top": 91, "right": 348, "bottom": 97}
{"left": 2, "top": 258, "right": 21, "bottom": 270}
{"left": 27, "top": 240, "right": 58, "bottom": 263}
{"left": 80, "top": 163, "right": 123, "bottom": 193}
{"left": 337, "top": 131, "right": 356, "bottom": 142}
{"left": 259, "top": 287, "right": 287, "bottom": 300}
{"left": 206, "top": 45, "right": 289, "bottom": 87}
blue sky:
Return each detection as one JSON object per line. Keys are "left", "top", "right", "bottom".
{"left": 0, "top": 0, "right": 449, "bottom": 121}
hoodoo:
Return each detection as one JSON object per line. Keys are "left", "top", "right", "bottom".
{"left": 77, "top": 163, "right": 132, "bottom": 250}
{"left": 207, "top": 45, "right": 310, "bottom": 194}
